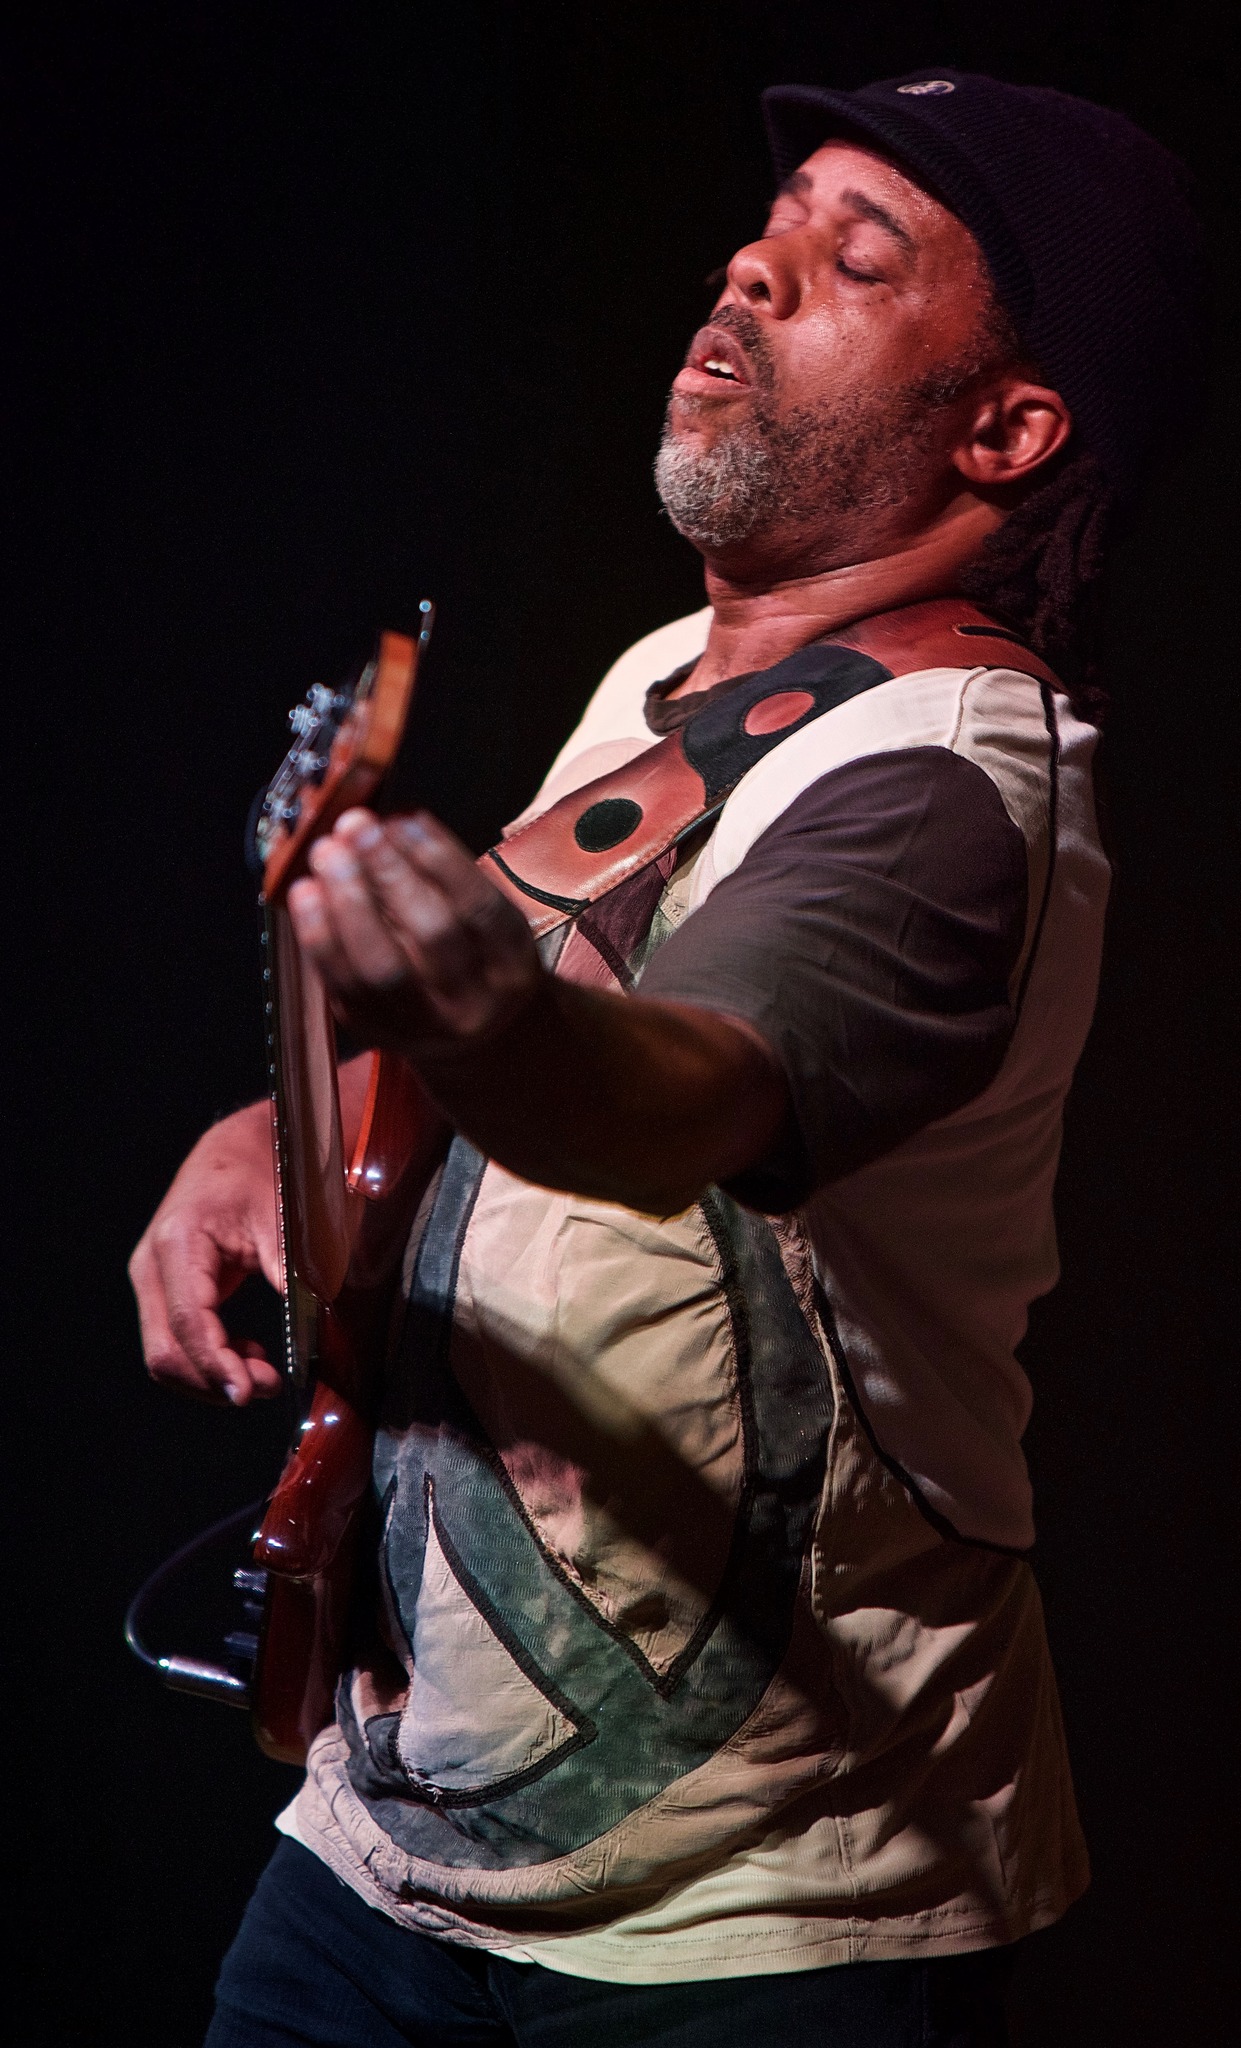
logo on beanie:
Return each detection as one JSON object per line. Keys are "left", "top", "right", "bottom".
{"left": 897, "top": 79, "right": 955, "bottom": 95}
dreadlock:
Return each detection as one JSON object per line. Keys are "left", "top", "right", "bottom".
{"left": 942, "top": 282, "right": 1116, "bottom": 724}
{"left": 959, "top": 448, "right": 1115, "bottom": 723}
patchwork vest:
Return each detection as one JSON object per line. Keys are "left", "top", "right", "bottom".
{"left": 287, "top": 601, "right": 1101, "bottom": 1971}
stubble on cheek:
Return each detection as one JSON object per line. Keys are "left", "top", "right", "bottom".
{"left": 655, "top": 303, "right": 993, "bottom": 552}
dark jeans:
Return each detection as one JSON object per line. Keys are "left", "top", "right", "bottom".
{"left": 206, "top": 1839, "right": 1015, "bottom": 2047}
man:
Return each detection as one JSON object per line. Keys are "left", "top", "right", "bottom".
{"left": 130, "top": 69, "right": 1205, "bottom": 2048}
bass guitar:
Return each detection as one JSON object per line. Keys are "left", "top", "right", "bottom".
{"left": 127, "top": 607, "right": 448, "bottom": 1764}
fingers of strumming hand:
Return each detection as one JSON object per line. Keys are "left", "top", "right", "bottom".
{"left": 148, "top": 1226, "right": 279, "bottom": 1403}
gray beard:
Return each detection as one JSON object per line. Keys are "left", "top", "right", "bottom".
{"left": 654, "top": 312, "right": 987, "bottom": 553}
{"left": 654, "top": 416, "right": 785, "bottom": 551}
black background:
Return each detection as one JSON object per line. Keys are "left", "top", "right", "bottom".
{"left": 4, "top": 4, "right": 1237, "bottom": 2042}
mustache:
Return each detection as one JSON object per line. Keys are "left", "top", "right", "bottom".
{"left": 705, "top": 302, "right": 777, "bottom": 395}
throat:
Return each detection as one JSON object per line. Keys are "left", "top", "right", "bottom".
{"left": 682, "top": 497, "right": 1004, "bottom": 695}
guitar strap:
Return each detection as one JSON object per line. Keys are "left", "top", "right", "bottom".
{"left": 484, "top": 598, "right": 1058, "bottom": 953}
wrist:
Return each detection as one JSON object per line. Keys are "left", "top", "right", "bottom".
{"left": 407, "top": 961, "right": 556, "bottom": 1082}
{"left": 194, "top": 1094, "right": 273, "bottom": 1170}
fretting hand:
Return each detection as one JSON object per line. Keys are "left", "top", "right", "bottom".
{"left": 287, "top": 809, "right": 543, "bottom": 1063}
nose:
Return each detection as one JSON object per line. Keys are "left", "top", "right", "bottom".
{"left": 724, "top": 237, "right": 801, "bottom": 320}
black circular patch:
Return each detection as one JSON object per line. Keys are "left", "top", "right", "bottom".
{"left": 573, "top": 797, "right": 643, "bottom": 853}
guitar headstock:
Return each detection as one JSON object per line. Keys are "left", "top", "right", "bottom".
{"left": 257, "top": 601, "right": 434, "bottom": 905}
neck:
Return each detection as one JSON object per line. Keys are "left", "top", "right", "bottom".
{"left": 681, "top": 493, "right": 1002, "bottom": 694}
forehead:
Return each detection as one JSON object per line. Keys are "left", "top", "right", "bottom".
{"left": 777, "top": 138, "right": 986, "bottom": 273}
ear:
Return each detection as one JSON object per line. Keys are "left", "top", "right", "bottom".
{"left": 952, "top": 378, "right": 1074, "bottom": 490}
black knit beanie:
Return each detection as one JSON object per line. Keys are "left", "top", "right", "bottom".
{"left": 762, "top": 70, "right": 1208, "bottom": 499}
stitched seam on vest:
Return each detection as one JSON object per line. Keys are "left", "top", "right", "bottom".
{"left": 1013, "top": 684, "right": 1061, "bottom": 1020}
{"left": 395, "top": 1475, "right": 599, "bottom": 1810}
{"left": 701, "top": 667, "right": 987, "bottom": 895}
{"left": 452, "top": 1201, "right": 761, "bottom": 1702}
{"left": 466, "top": 1432, "right": 703, "bottom": 1697}
{"left": 945, "top": 667, "right": 981, "bottom": 753}
{"left": 812, "top": 1282, "right": 1031, "bottom": 1560}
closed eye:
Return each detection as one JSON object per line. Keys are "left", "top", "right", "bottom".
{"left": 836, "top": 257, "right": 883, "bottom": 284}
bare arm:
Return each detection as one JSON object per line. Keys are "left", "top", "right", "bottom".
{"left": 286, "top": 807, "right": 789, "bottom": 1215}
{"left": 408, "top": 980, "right": 784, "bottom": 1214}
{"left": 129, "top": 807, "right": 786, "bottom": 1402}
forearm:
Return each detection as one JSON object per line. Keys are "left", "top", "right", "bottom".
{"left": 283, "top": 808, "right": 789, "bottom": 1210}
{"left": 417, "top": 976, "right": 788, "bottom": 1213}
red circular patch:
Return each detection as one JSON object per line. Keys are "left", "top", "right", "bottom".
{"left": 742, "top": 689, "right": 816, "bottom": 738}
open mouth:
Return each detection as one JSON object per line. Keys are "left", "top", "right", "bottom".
{"left": 673, "top": 324, "right": 754, "bottom": 398}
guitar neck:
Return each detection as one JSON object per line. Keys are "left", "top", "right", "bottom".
{"left": 262, "top": 900, "right": 345, "bottom": 1387}
{"left": 255, "top": 616, "right": 432, "bottom": 1389}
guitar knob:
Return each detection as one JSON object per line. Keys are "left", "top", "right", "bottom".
{"left": 233, "top": 1568, "right": 268, "bottom": 1597}
{"left": 224, "top": 1631, "right": 261, "bottom": 1664}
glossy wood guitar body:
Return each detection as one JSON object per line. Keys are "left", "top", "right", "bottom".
{"left": 249, "top": 613, "right": 446, "bottom": 1764}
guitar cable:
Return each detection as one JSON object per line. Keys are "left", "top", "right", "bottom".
{"left": 124, "top": 1499, "right": 266, "bottom": 1704}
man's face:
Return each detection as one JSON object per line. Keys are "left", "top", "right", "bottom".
{"left": 656, "top": 139, "right": 1006, "bottom": 569}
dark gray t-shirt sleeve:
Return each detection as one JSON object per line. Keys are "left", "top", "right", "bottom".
{"left": 637, "top": 747, "right": 1029, "bottom": 1210}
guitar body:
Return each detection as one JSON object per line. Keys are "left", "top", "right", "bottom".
{"left": 249, "top": 1054, "right": 446, "bottom": 1762}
